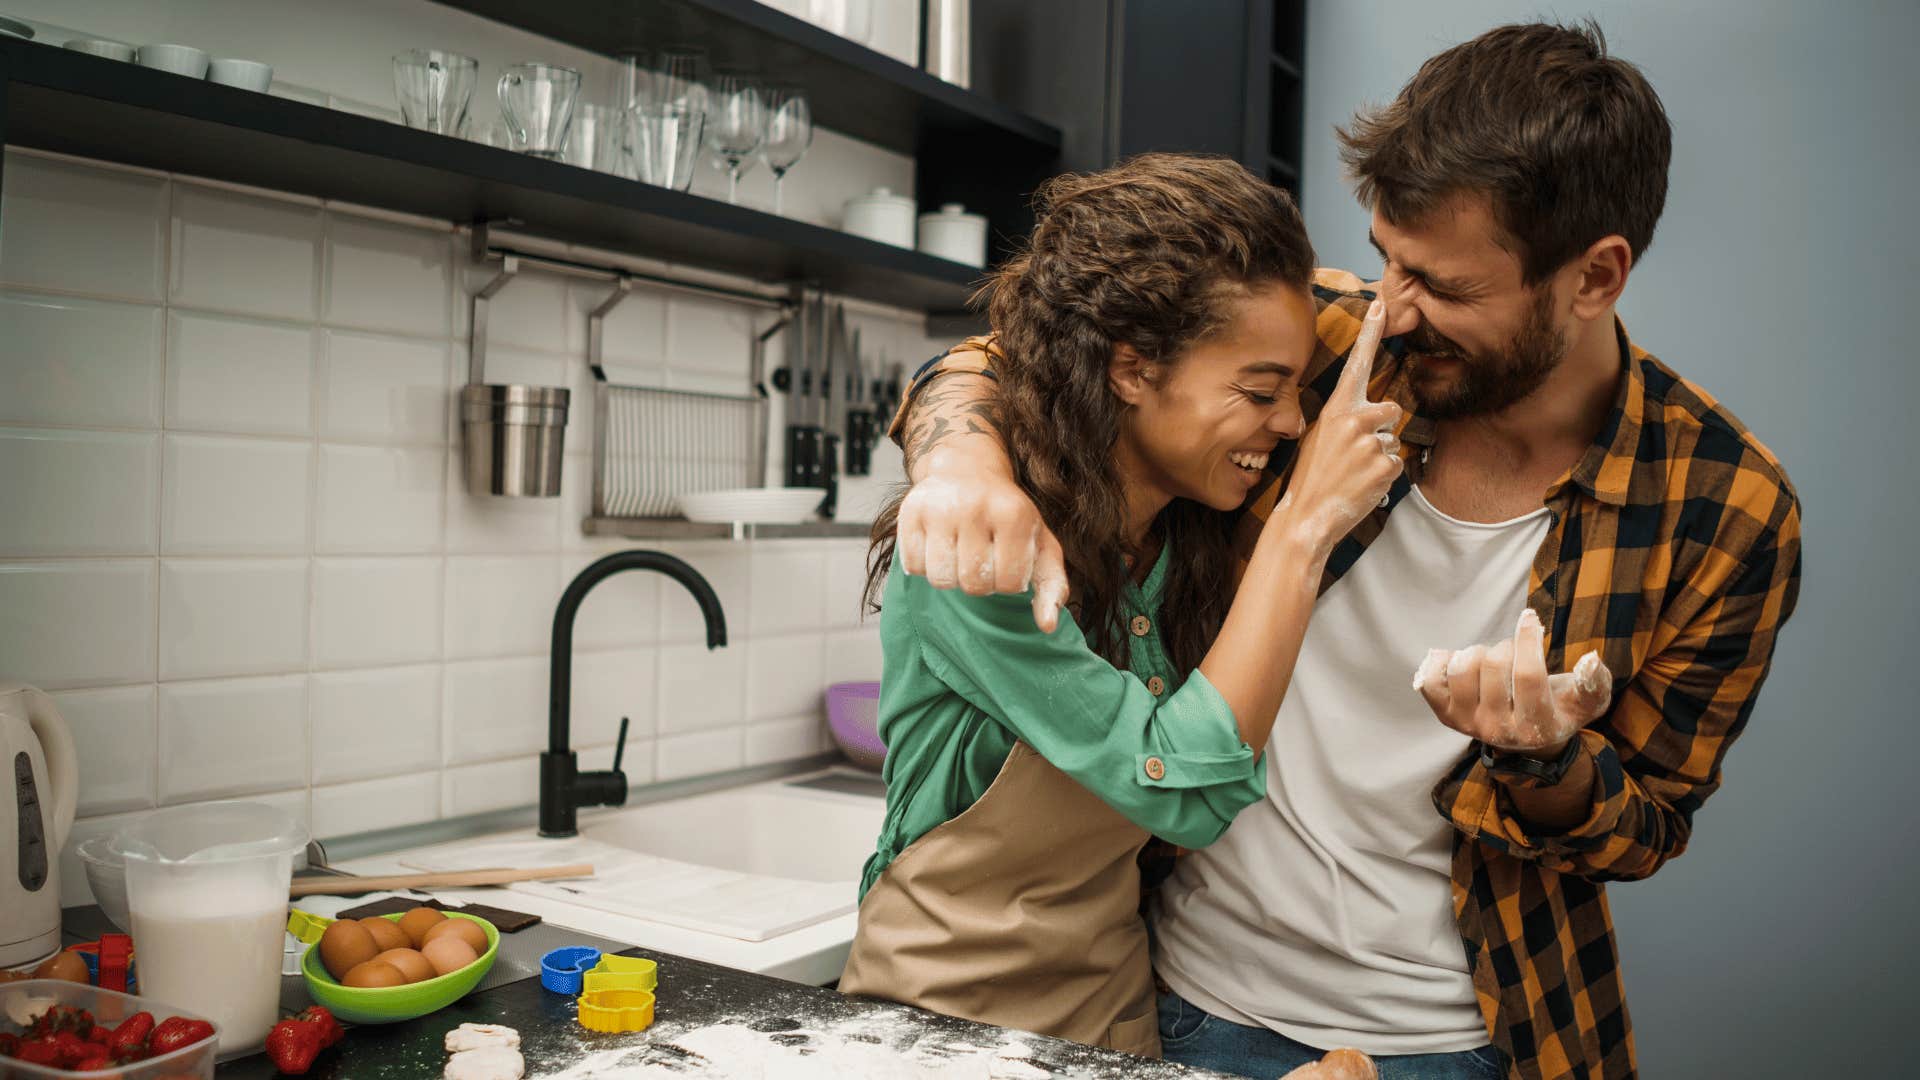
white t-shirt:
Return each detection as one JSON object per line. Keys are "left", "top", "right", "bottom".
{"left": 1153, "top": 486, "right": 1550, "bottom": 1055}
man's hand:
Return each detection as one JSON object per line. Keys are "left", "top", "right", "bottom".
{"left": 896, "top": 446, "right": 1070, "bottom": 633}
{"left": 1413, "top": 608, "right": 1614, "bottom": 759}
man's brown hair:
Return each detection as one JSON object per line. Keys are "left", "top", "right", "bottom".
{"left": 1337, "top": 20, "right": 1672, "bottom": 283}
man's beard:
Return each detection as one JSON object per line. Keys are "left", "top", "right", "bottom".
{"left": 1405, "top": 290, "right": 1568, "bottom": 420}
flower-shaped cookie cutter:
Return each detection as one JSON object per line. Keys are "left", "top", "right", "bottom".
{"left": 584, "top": 954, "right": 658, "bottom": 994}
{"left": 576, "top": 987, "right": 655, "bottom": 1033}
{"left": 539, "top": 946, "right": 604, "bottom": 995}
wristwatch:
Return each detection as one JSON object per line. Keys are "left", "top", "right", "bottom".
{"left": 1481, "top": 736, "right": 1582, "bottom": 789}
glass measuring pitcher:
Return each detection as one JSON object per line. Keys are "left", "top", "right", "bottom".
{"left": 114, "top": 801, "right": 307, "bottom": 1054}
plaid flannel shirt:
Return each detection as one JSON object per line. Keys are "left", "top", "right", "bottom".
{"left": 891, "top": 269, "right": 1802, "bottom": 1079}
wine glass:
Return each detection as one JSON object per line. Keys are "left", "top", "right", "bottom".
{"left": 761, "top": 87, "right": 813, "bottom": 216}
{"left": 704, "top": 73, "right": 766, "bottom": 205}
{"left": 654, "top": 46, "right": 711, "bottom": 116}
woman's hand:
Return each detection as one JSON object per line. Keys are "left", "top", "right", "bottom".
{"left": 1269, "top": 299, "right": 1404, "bottom": 559}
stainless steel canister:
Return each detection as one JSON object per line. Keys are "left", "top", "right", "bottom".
{"left": 461, "top": 383, "right": 569, "bottom": 497}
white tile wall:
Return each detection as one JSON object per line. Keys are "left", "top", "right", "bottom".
{"left": 4, "top": 96, "right": 932, "bottom": 857}
{"left": 0, "top": 292, "right": 163, "bottom": 428}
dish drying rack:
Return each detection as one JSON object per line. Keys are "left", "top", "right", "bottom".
{"left": 464, "top": 228, "right": 886, "bottom": 540}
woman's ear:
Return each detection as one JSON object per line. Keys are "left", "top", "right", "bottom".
{"left": 1108, "top": 344, "right": 1154, "bottom": 406}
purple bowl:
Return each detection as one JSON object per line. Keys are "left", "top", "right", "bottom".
{"left": 825, "top": 681, "right": 886, "bottom": 769}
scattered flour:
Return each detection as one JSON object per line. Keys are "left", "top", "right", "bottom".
{"left": 529, "top": 1006, "right": 1141, "bottom": 1079}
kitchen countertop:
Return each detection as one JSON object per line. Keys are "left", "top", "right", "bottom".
{"left": 62, "top": 905, "right": 1230, "bottom": 1079}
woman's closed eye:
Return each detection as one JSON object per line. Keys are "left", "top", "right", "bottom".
{"left": 1239, "top": 385, "right": 1283, "bottom": 406}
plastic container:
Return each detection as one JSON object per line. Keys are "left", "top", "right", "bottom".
{"left": 301, "top": 913, "right": 498, "bottom": 1024}
{"left": 0, "top": 979, "right": 219, "bottom": 1078}
{"left": 826, "top": 681, "right": 886, "bottom": 769}
{"left": 112, "top": 801, "right": 307, "bottom": 1055}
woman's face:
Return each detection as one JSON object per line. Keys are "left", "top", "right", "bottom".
{"left": 1114, "top": 282, "right": 1317, "bottom": 513}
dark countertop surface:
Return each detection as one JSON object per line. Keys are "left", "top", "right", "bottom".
{"left": 63, "top": 905, "right": 1226, "bottom": 1078}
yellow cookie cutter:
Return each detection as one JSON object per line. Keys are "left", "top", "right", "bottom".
{"left": 586, "top": 954, "right": 658, "bottom": 992}
{"left": 286, "top": 909, "right": 334, "bottom": 944}
{"left": 577, "top": 987, "right": 655, "bottom": 1033}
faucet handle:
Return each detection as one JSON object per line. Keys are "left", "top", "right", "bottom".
{"left": 611, "top": 715, "right": 630, "bottom": 775}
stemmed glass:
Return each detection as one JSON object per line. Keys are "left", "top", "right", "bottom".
{"left": 761, "top": 87, "right": 813, "bottom": 216}
{"left": 654, "top": 46, "right": 711, "bottom": 116}
{"left": 704, "top": 73, "right": 766, "bottom": 205}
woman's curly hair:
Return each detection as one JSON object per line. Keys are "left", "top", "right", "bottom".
{"left": 874, "top": 153, "right": 1314, "bottom": 674}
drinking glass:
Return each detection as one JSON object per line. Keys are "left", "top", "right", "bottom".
{"left": 606, "top": 50, "right": 654, "bottom": 110}
{"left": 704, "top": 73, "right": 766, "bottom": 205}
{"left": 762, "top": 87, "right": 813, "bottom": 216}
{"left": 497, "top": 62, "right": 582, "bottom": 159}
{"left": 630, "top": 103, "right": 705, "bottom": 192}
{"left": 567, "top": 103, "right": 635, "bottom": 177}
{"left": 393, "top": 49, "right": 477, "bottom": 135}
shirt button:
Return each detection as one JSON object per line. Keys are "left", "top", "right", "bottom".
{"left": 1146, "top": 676, "right": 1166, "bottom": 696}
{"left": 1130, "top": 615, "right": 1152, "bottom": 637}
{"left": 1144, "top": 757, "right": 1167, "bottom": 781}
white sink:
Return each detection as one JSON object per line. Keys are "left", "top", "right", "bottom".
{"left": 399, "top": 771, "right": 886, "bottom": 946}
{"left": 580, "top": 783, "right": 884, "bottom": 883}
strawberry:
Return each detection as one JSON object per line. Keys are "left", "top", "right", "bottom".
{"left": 265, "top": 1006, "right": 345, "bottom": 1074}
{"left": 14, "top": 1036, "right": 64, "bottom": 1066}
{"left": 71, "top": 1050, "right": 114, "bottom": 1071}
{"left": 147, "top": 1015, "right": 215, "bottom": 1055}
{"left": 108, "top": 1010, "right": 155, "bottom": 1061}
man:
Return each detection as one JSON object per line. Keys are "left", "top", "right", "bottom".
{"left": 880, "top": 21, "right": 1800, "bottom": 1080}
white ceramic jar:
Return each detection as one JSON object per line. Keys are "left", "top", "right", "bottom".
{"left": 842, "top": 187, "right": 917, "bottom": 248}
{"left": 917, "top": 203, "right": 988, "bottom": 267}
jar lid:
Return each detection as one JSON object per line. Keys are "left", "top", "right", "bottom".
{"left": 846, "top": 187, "right": 917, "bottom": 210}
{"left": 919, "top": 203, "right": 984, "bottom": 225}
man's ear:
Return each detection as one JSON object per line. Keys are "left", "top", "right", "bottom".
{"left": 1108, "top": 343, "right": 1154, "bottom": 406}
{"left": 1568, "top": 235, "right": 1631, "bottom": 319}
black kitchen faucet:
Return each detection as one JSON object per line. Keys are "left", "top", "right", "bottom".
{"left": 541, "top": 550, "right": 727, "bottom": 837}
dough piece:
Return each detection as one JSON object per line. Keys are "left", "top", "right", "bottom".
{"left": 445, "top": 1022, "right": 521, "bottom": 1054}
{"left": 443, "top": 1046, "right": 525, "bottom": 1080}
{"left": 1281, "top": 1048, "right": 1378, "bottom": 1080}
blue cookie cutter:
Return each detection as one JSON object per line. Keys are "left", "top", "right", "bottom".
{"left": 539, "top": 946, "right": 603, "bottom": 995}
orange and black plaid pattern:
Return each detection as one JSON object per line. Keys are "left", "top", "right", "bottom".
{"left": 893, "top": 269, "right": 1803, "bottom": 1079}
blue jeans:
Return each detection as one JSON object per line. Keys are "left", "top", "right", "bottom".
{"left": 1157, "top": 990, "right": 1507, "bottom": 1080}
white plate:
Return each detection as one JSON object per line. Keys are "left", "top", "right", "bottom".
{"left": 678, "top": 487, "right": 826, "bottom": 524}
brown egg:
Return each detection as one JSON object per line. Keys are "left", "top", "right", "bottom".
{"left": 421, "top": 917, "right": 488, "bottom": 955}
{"left": 372, "top": 947, "right": 436, "bottom": 984}
{"left": 360, "top": 917, "right": 410, "bottom": 953}
{"left": 341, "top": 959, "right": 408, "bottom": 988}
{"left": 32, "top": 951, "right": 90, "bottom": 984}
{"left": 318, "top": 919, "right": 380, "bottom": 981}
{"left": 396, "top": 906, "right": 447, "bottom": 948}
{"left": 420, "top": 935, "right": 479, "bottom": 977}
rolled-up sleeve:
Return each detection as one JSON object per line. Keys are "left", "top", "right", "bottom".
{"left": 900, "top": 571, "right": 1265, "bottom": 849}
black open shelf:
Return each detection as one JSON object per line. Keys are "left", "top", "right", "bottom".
{"left": 431, "top": 0, "right": 1061, "bottom": 159}
{"left": 0, "top": 37, "right": 995, "bottom": 314}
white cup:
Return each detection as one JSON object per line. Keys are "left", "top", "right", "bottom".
{"left": 136, "top": 44, "right": 210, "bottom": 79}
{"left": 63, "top": 39, "right": 136, "bottom": 62}
{"left": 208, "top": 58, "right": 273, "bottom": 92}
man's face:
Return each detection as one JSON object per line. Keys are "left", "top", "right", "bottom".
{"left": 1370, "top": 194, "right": 1571, "bottom": 420}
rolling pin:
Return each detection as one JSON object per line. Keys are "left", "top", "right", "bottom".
{"left": 288, "top": 863, "right": 594, "bottom": 898}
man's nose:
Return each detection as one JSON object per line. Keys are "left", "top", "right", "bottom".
{"left": 1382, "top": 292, "right": 1421, "bottom": 338}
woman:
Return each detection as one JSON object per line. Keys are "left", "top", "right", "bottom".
{"left": 841, "top": 154, "right": 1401, "bottom": 1057}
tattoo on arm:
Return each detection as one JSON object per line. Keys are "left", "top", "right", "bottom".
{"left": 901, "top": 374, "right": 1002, "bottom": 477}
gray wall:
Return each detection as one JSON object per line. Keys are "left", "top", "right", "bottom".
{"left": 1300, "top": 2, "right": 1916, "bottom": 1074}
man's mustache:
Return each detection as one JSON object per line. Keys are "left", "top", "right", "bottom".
{"left": 1404, "top": 325, "right": 1465, "bottom": 359}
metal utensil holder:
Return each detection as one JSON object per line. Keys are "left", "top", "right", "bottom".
{"left": 463, "top": 253, "right": 569, "bottom": 497}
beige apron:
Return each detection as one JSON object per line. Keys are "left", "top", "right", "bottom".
{"left": 840, "top": 741, "right": 1162, "bottom": 1058}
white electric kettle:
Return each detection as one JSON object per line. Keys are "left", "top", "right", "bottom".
{"left": 0, "top": 682, "right": 77, "bottom": 970}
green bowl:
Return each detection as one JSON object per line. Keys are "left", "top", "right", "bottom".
{"left": 301, "top": 912, "right": 498, "bottom": 1024}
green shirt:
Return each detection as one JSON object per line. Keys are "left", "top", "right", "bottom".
{"left": 858, "top": 545, "right": 1267, "bottom": 900}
